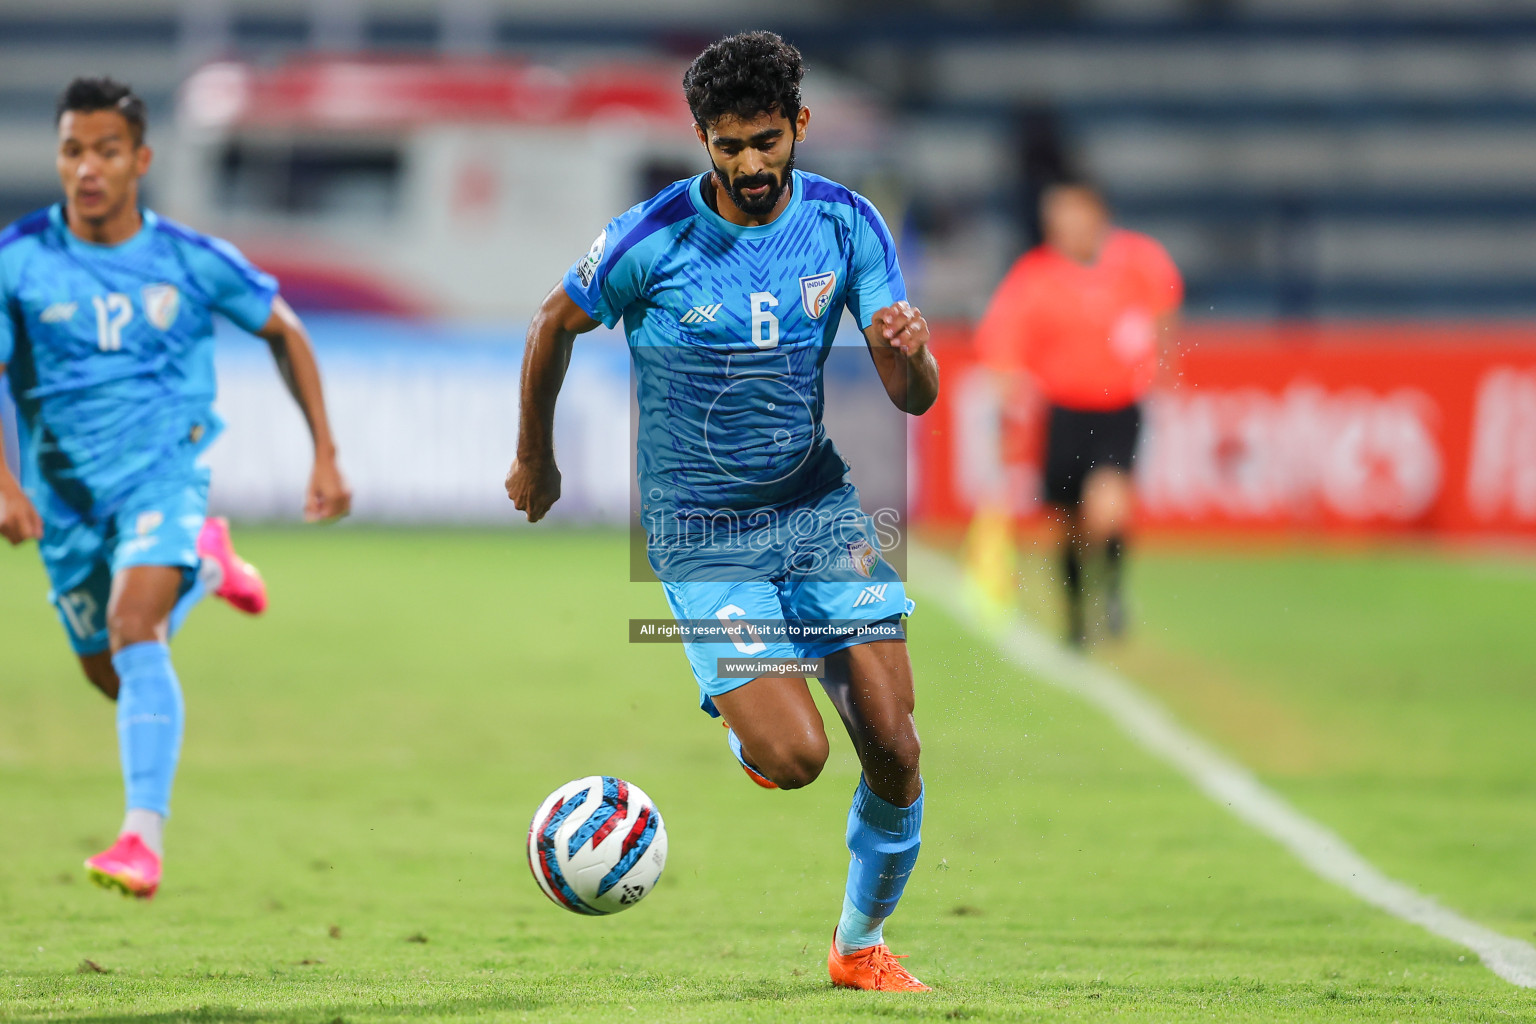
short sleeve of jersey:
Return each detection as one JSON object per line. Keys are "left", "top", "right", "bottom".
{"left": 562, "top": 216, "right": 648, "bottom": 330}
{"left": 176, "top": 232, "right": 279, "bottom": 333}
{"left": 845, "top": 196, "right": 907, "bottom": 329}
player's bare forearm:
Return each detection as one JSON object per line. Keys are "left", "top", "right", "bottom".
{"left": 258, "top": 298, "right": 338, "bottom": 458}
{"left": 255, "top": 298, "right": 352, "bottom": 521}
{"left": 515, "top": 287, "right": 588, "bottom": 463}
{"left": 505, "top": 285, "right": 600, "bottom": 522}
{"left": 894, "top": 345, "right": 940, "bottom": 414}
{"left": 864, "top": 301, "right": 940, "bottom": 415}
{"left": 0, "top": 364, "right": 43, "bottom": 545}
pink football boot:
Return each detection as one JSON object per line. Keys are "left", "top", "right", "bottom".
{"left": 197, "top": 516, "right": 267, "bottom": 614}
{"left": 85, "top": 833, "right": 161, "bottom": 899}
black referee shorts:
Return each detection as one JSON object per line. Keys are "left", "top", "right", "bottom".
{"left": 1042, "top": 403, "right": 1142, "bottom": 509}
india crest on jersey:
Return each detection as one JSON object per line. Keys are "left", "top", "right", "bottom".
{"left": 799, "top": 270, "right": 836, "bottom": 320}
{"left": 143, "top": 284, "right": 180, "bottom": 330}
{"left": 847, "top": 538, "right": 880, "bottom": 578}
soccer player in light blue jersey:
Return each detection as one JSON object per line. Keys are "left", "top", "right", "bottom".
{"left": 506, "top": 34, "right": 940, "bottom": 990}
{"left": 0, "top": 78, "right": 351, "bottom": 898}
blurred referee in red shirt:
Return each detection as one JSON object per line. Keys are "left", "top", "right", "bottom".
{"left": 976, "top": 181, "right": 1182, "bottom": 645}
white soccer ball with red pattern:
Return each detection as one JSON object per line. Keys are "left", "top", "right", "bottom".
{"left": 526, "top": 776, "right": 668, "bottom": 915}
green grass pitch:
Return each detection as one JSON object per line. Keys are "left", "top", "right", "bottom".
{"left": 2, "top": 528, "right": 1535, "bottom": 1022}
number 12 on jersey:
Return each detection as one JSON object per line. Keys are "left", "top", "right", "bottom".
{"left": 92, "top": 293, "right": 132, "bottom": 351}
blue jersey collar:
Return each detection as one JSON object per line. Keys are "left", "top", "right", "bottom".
{"left": 687, "top": 170, "right": 803, "bottom": 237}
{"left": 51, "top": 203, "right": 158, "bottom": 255}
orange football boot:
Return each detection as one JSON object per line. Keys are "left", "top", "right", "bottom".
{"left": 827, "top": 936, "right": 932, "bottom": 992}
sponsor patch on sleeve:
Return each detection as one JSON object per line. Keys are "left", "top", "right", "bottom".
{"left": 576, "top": 231, "right": 607, "bottom": 288}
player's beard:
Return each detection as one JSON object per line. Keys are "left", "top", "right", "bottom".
{"left": 712, "top": 143, "right": 796, "bottom": 217}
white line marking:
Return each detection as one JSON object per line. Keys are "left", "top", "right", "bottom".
{"left": 910, "top": 545, "right": 1536, "bottom": 988}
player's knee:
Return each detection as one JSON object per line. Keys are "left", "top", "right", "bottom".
{"left": 1081, "top": 474, "right": 1130, "bottom": 536}
{"left": 771, "top": 751, "right": 827, "bottom": 790}
{"left": 1083, "top": 497, "right": 1123, "bottom": 535}
{"left": 107, "top": 605, "right": 163, "bottom": 648}
{"left": 758, "top": 734, "right": 830, "bottom": 790}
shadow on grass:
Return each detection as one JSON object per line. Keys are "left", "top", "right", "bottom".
{"left": 21, "top": 977, "right": 856, "bottom": 1024}
{"left": 29, "top": 984, "right": 1526, "bottom": 1024}
{"left": 19, "top": 970, "right": 1532, "bottom": 1024}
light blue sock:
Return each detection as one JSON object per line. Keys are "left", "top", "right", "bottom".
{"left": 167, "top": 560, "right": 214, "bottom": 638}
{"left": 836, "top": 777, "right": 923, "bottom": 954}
{"left": 111, "top": 641, "right": 185, "bottom": 817}
{"left": 726, "top": 727, "right": 766, "bottom": 775}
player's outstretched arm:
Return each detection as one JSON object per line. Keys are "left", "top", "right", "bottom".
{"left": 505, "top": 284, "right": 601, "bottom": 523}
{"left": 254, "top": 298, "right": 352, "bottom": 523}
{"left": 0, "top": 365, "right": 43, "bottom": 546}
{"left": 863, "top": 301, "right": 940, "bottom": 415}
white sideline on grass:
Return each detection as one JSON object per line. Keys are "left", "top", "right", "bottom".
{"left": 911, "top": 545, "right": 1536, "bottom": 989}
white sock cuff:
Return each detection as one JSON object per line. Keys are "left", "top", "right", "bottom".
{"left": 835, "top": 893, "right": 887, "bottom": 955}
{"left": 122, "top": 808, "right": 166, "bottom": 857}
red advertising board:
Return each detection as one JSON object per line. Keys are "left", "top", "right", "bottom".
{"left": 915, "top": 323, "right": 1536, "bottom": 537}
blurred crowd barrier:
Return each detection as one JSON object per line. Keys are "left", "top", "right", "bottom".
{"left": 206, "top": 317, "right": 631, "bottom": 523}
{"left": 5, "top": 316, "right": 1531, "bottom": 538}
{"left": 920, "top": 325, "right": 1536, "bottom": 538}
{"left": 203, "top": 315, "right": 907, "bottom": 528}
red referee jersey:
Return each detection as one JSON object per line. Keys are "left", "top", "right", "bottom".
{"left": 975, "top": 229, "right": 1183, "bottom": 411}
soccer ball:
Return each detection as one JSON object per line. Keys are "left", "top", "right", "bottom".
{"left": 526, "top": 776, "right": 668, "bottom": 915}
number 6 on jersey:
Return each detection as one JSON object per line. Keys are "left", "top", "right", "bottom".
{"left": 750, "top": 291, "right": 779, "bottom": 349}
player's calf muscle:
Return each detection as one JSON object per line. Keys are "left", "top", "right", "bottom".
{"left": 825, "top": 643, "right": 923, "bottom": 803}
{"left": 78, "top": 653, "right": 119, "bottom": 700}
{"left": 856, "top": 729, "right": 921, "bottom": 806}
{"left": 841, "top": 699, "right": 921, "bottom": 775}
{"left": 860, "top": 724, "right": 920, "bottom": 776}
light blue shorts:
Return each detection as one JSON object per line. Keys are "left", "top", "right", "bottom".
{"left": 39, "top": 467, "right": 208, "bottom": 655}
{"left": 654, "top": 482, "right": 914, "bottom": 716}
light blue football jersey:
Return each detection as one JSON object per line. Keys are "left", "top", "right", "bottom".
{"left": 0, "top": 204, "right": 277, "bottom": 515}
{"left": 562, "top": 170, "right": 905, "bottom": 523}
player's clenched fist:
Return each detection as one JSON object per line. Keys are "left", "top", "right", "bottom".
{"left": 505, "top": 457, "right": 562, "bottom": 523}
{"left": 0, "top": 482, "right": 43, "bottom": 546}
{"left": 304, "top": 455, "right": 353, "bottom": 523}
{"left": 872, "top": 300, "right": 930, "bottom": 357}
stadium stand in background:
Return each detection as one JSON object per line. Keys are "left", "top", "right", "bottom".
{"left": 4, "top": 0, "right": 1536, "bottom": 318}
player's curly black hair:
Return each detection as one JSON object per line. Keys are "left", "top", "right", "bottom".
{"left": 683, "top": 31, "right": 804, "bottom": 128}
{"left": 56, "top": 76, "right": 146, "bottom": 145}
